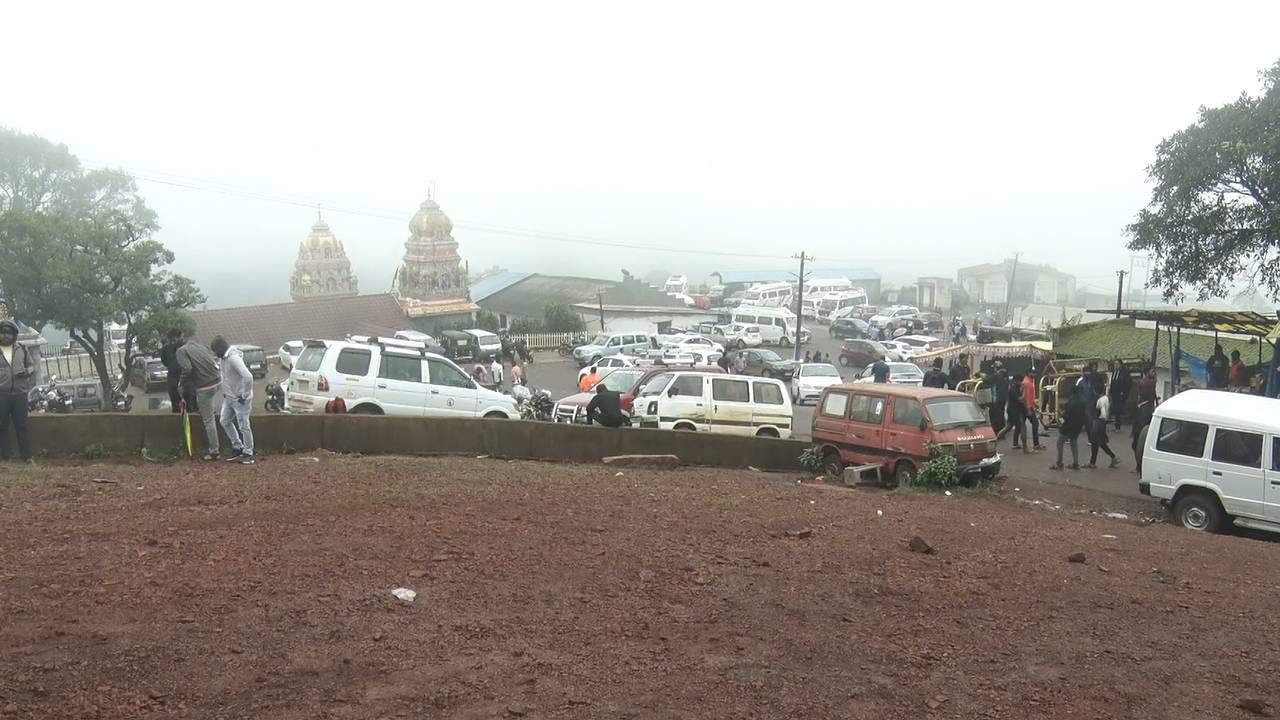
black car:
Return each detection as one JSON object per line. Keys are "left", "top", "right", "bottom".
{"left": 234, "top": 344, "right": 269, "bottom": 379}
{"left": 736, "top": 348, "right": 796, "bottom": 379}
{"left": 130, "top": 356, "right": 169, "bottom": 393}
{"left": 830, "top": 316, "right": 870, "bottom": 339}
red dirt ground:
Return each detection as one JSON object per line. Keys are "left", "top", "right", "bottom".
{"left": 1, "top": 454, "right": 1277, "bottom": 719}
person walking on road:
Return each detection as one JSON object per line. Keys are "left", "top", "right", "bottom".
{"left": 1086, "top": 377, "right": 1118, "bottom": 468}
{"left": 1052, "top": 391, "right": 1085, "bottom": 471}
{"left": 1008, "top": 373, "right": 1029, "bottom": 452}
{"left": 0, "top": 319, "right": 36, "bottom": 464}
{"left": 1108, "top": 361, "right": 1131, "bottom": 430}
{"left": 1131, "top": 395, "right": 1156, "bottom": 474}
{"left": 490, "top": 356, "right": 504, "bottom": 390}
{"left": 871, "top": 358, "right": 891, "bottom": 383}
{"left": 175, "top": 334, "right": 222, "bottom": 460}
{"left": 510, "top": 361, "right": 524, "bottom": 387}
{"left": 1021, "top": 371, "right": 1043, "bottom": 450}
{"left": 717, "top": 352, "right": 732, "bottom": 373}
{"left": 949, "top": 354, "right": 971, "bottom": 389}
{"left": 803, "top": 351, "right": 812, "bottom": 364}
{"left": 211, "top": 336, "right": 255, "bottom": 465}
{"left": 733, "top": 352, "right": 747, "bottom": 375}
{"left": 579, "top": 365, "right": 600, "bottom": 392}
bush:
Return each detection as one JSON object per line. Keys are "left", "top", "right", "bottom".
{"left": 475, "top": 310, "right": 501, "bottom": 333}
{"left": 544, "top": 302, "right": 586, "bottom": 333}
{"left": 908, "top": 444, "right": 963, "bottom": 490}
{"left": 508, "top": 316, "right": 545, "bottom": 334}
{"left": 798, "top": 447, "right": 825, "bottom": 476}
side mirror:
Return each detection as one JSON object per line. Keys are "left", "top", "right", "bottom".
{"left": 667, "top": 386, "right": 679, "bottom": 398}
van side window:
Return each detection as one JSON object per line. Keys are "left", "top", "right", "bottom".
{"left": 1155, "top": 418, "right": 1209, "bottom": 458}
{"left": 1211, "top": 429, "right": 1263, "bottom": 469}
{"left": 891, "top": 398, "right": 923, "bottom": 427}
{"left": 712, "top": 378, "right": 750, "bottom": 403}
{"left": 820, "top": 392, "right": 848, "bottom": 417}
{"left": 1274, "top": 438, "right": 1280, "bottom": 471}
{"left": 850, "top": 395, "right": 885, "bottom": 424}
{"left": 670, "top": 375, "right": 703, "bottom": 397}
{"left": 753, "top": 381, "right": 784, "bottom": 405}
{"left": 607, "top": 336, "right": 621, "bottom": 347}
{"left": 426, "top": 359, "right": 472, "bottom": 389}
{"left": 378, "top": 354, "right": 422, "bottom": 383}
{"left": 335, "top": 348, "right": 372, "bottom": 376}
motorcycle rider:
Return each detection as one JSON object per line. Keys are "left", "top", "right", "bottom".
{"left": 211, "top": 336, "right": 255, "bottom": 465}
{"left": 175, "top": 333, "right": 223, "bottom": 460}
{"left": 585, "top": 383, "right": 627, "bottom": 428}
{"left": 0, "top": 319, "right": 37, "bottom": 463}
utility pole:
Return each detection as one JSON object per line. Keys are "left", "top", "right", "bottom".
{"left": 597, "top": 291, "right": 605, "bottom": 331}
{"left": 1114, "top": 270, "right": 1127, "bottom": 318}
{"left": 792, "top": 252, "right": 810, "bottom": 362}
{"left": 1003, "top": 252, "right": 1021, "bottom": 327}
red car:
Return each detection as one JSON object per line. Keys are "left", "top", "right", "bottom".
{"left": 552, "top": 364, "right": 724, "bottom": 423}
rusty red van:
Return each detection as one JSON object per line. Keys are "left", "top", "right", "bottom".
{"left": 811, "top": 384, "right": 1000, "bottom": 485}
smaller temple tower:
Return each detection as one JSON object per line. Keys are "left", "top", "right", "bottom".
{"left": 290, "top": 211, "right": 359, "bottom": 301}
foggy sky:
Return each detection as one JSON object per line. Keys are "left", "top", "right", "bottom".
{"left": 5, "top": 1, "right": 1279, "bottom": 308}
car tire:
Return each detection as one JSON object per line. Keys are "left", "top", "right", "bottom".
{"left": 1173, "top": 491, "right": 1226, "bottom": 532}
{"left": 483, "top": 411, "right": 509, "bottom": 419}
{"left": 779, "top": 337, "right": 792, "bottom": 347}
{"left": 348, "top": 404, "right": 383, "bottom": 415}
{"left": 892, "top": 461, "right": 916, "bottom": 488}
{"left": 822, "top": 448, "right": 844, "bottom": 478}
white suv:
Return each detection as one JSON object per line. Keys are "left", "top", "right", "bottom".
{"left": 287, "top": 338, "right": 517, "bottom": 418}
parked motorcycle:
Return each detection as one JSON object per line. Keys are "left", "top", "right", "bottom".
{"left": 111, "top": 373, "right": 134, "bottom": 412}
{"left": 557, "top": 335, "right": 586, "bottom": 357}
{"left": 43, "top": 377, "right": 73, "bottom": 414}
{"left": 264, "top": 380, "right": 286, "bottom": 413}
{"left": 512, "top": 385, "right": 554, "bottom": 421}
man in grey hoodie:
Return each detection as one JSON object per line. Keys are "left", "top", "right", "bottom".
{"left": 211, "top": 336, "right": 255, "bottom": 465}
{"left": 174, "top": 332, "right": 222, "bottom": 460}
{"left": 0, "top": 319, "right": 37, "bottom": 463}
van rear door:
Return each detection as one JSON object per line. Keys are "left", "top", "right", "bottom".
{"left": 1267, "top": 438, "right": 1280, "bottom": 522}
{"left": 848, "top": 392, "right": 888, "bottom": 464}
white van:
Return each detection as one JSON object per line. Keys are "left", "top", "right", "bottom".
{"left": 287, "top": 338, "right": 518, "bottom": 418}
{"left": 730, "top": 305, "right": 810, "bottom": 347}
{"left": 463, "top": 329, "right": 503, "bottom": 360}
{"left": 1140, "top": 390, "right": 1280, "bottom": 534}
{"left": 633, "top": 371, "right": 793, "bottom": 438}
{"left": 800, "top": 278, "right": 853, "bottom": 318}
{"left": 742, "top": 282, "right": 794, "bottom": 308}
{"left": 815, "top": 289, "right": 869, "bottom": 322}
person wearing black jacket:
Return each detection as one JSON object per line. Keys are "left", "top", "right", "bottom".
{"left": 1052, "top": 392, "right": 1085, "bottom": 470}
{"left": 1108, "top": 361, "right": 1132, "bottom": 430}
{"left": 923, "top": 358, "right": 950, "bottom": 389}
{"left": 1131, "top": 396, "right": 1156, "bottom": 474}
{"left": 949, "top": 354, "right": 971, "bottom": 389}
{"left": 585, "top": 384, "right": 627, "bottom": 428}
{"left": 0, "top": 319, "right": 36, "bottom": 463}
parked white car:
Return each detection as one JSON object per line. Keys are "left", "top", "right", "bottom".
{"left": 715, "top": 323, "right": 764, "bottom": 349}
{"left": 1140, "top": 390, "right": 1280, "bottom": 534}
{"left": 854, "top": 362, "right": 924, "bottom": 386}
{"left": 661, "top": 335, "right": 725, "bottom": 355}
{"left": 577, "top": 354, "right": 638, "bottom": 381}
{"left": 790, "top": 363, "right": 843, "bottom": 405}
{"left": 879, "top": 340, "right": 913, "bottom": 361}
{"left": 869, "top": 305, "right": 920, "bottom": 328}
{"left": 634, "top": 371, "right": 793, "bottom": 438}
{"left": 286, "top": 338, "right": 517, "bottom": 418}
{"left": 895, "top": 335, "right": 941, "bottom": 355}
{"left": 278, "top": 340, "right": 304, "bottom": 370}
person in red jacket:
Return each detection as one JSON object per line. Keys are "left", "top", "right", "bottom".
{"left": 1228, "top": 350, "right": 1248, "bottom": 389}
{"left": 1021, "top": 371, "right": 1043, "bottom": 450}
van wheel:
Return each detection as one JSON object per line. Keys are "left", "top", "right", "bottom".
{"left": 484, "top": 411, "right": 509, "bottom": 419}
{"left": 779, "top": 337, "right": 792, "bottom": 347}
{"left": 349, "top": 404, "right": 383, "bottom": 415}
{"left": 822, "top": 448, "right": 844, "bottom": 477}
{"left": 892, "top": 462, "right": 916, "bottom": 488}
{"left": 1173, "top": 491, "right": 1226, "bottom": 532}
{"left": 674, "top": 423, "right": 697, "bottom": 431}
{"left": 755, "top": 427, "right": 779, "bottom": 438}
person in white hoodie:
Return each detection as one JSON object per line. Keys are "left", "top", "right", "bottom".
{"left": 211, "top": 336, "right": 255, "bottom": 465}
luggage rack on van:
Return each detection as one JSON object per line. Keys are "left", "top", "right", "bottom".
{"left": 346, "top": 334, "right": 440, "bottom": 357}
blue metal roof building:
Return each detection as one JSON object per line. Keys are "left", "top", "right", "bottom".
{"left": 469, "top": 271, "right": 533, "bottom": 303}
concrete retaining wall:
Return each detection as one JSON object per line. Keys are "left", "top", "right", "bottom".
{"left": 25, "top": 414, "right": 807, "bottom": 470}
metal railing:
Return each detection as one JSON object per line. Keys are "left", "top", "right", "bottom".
{"left": 505, "top": 332, "right": 580, "bottom": 351}
{"left": 40, "top": 349, "right": 125, "bottom": 381}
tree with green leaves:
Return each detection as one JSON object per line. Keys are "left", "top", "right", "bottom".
{"left": 1127, "top": 61, "right": 1280, "bottom": 302}
{"left": 543, "top": 301, "right": 585, "bottom": 333}
{"left": 0, "top": 128, "right": 204, "bottom": 400}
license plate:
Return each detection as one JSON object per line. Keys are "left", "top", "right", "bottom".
{"left": 297, "top": 380, "right": 309, "bottom": 392}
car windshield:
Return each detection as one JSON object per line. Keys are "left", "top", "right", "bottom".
{"left": 600, "top": 369, "right": 645, "bottom": 391}
{"left": 756, "top": 350, "right": 782, "bottom": 362}
{"left": 639, "top": 373, "right": 674, "bottom": 395}
{"left": 589, "top": 333, "right": 610, "bottom": 346}
{"left": 800, "top": 364, "right": 839, "bottom": 377}
{"left": 925, "top": 397, "right": 988, "bottom": 429}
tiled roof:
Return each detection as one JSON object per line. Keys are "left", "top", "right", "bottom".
{"left": 188, "top": 294, "right": 409, "bottom": 352}
{"left": 470, "top": 271, "right": 533, "bottom": 303}
{"left": 1053, "top": 318, "right": 1264, "bottom": 370}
